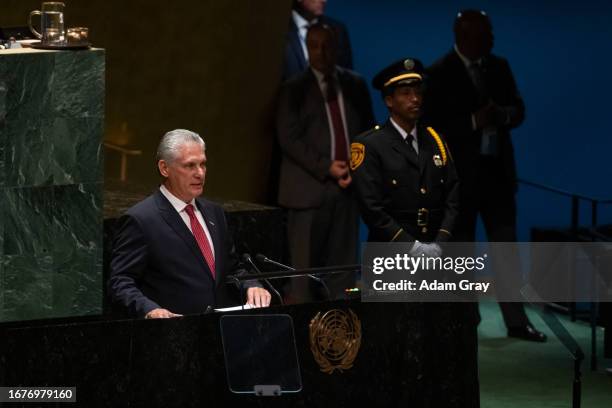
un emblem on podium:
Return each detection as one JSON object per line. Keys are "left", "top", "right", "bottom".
{"left": 309, "top": 309, "right": 362, "bottom": 374}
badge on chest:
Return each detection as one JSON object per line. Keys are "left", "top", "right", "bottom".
{"left": 433, "top": 154, "right": 443, "bottom": 167}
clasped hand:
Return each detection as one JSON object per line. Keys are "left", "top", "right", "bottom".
{"left": 410, "top": 241, "right": 442, "bottom": 258}
{"left": 329, "top": 160, "right": 352, "bottom": 189}
{"left": 474, "top": 101, "right": 507, "bottom": 129}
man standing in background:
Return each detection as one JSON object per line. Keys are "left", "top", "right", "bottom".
{"left": 277, "top": 23, "right": 374, "bottom": 301}
{"left": 424, "top": 9, "right": 546, "bottom": 342}
{"left": 282, "top": 0, "right": 353, "bottom": 80}
{"left": 270, "top": 0, "right": 355, "bottom": 204}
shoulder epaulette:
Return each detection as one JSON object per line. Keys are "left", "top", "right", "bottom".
{"left": 356, "top": 124, "right": 382, "bottom": 141}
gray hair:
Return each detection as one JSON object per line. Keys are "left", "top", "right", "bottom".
{"left": 156, "top": 129, "right": 206, "bottom": 163}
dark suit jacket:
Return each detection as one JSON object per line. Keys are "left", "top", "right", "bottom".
{"left": 276, "top": 67, "right": 374, "bottom": 209}
{"left": 282, "top": 15, "right": 353, "bottom": 81}
{"left": 424, "top": 50, "right": 525, "bottom": 197}
{"left": 109, "top": 190, "right": 256, "bottom": 318}
{"left": 352, "top": 121, "right": 460, "bottom": 243}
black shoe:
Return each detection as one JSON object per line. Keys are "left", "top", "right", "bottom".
{"left": 507, "top": 324, "right": 547, "bottom": 342}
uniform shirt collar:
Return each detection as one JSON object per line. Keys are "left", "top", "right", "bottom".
{"left": 160, "top": 184, "right": 197, "bottom": 213}
{"left": 390, "top": 118, "right": 417, "bottom": 141}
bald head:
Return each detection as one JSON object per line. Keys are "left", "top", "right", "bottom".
{"left": 454, "top": 9, "right": 494, "bottom": 61}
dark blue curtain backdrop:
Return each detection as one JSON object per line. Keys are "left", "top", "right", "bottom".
{"left": 327, "top": 0, "right": 612, "bottom": 240}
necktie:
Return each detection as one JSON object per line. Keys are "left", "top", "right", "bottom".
{"left": 325, "top": 75, "right": 348, "bottom": 161}
{"left": 469, "top": 63, "right": 499, "bottom": 156}
{"left": 184, "top": 204, "right": 216, "bottom": 279}
{"left": 407, "top": 135, "right": 419, "bottom": 155}
{"left": 469, "top": 62, "right": 488, "bottom": 103}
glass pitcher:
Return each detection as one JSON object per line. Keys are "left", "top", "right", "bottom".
{"left": 28, "top": 2, "right": 66, "bottom": 45}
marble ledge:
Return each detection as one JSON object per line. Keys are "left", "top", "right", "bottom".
{"left": 0, "top": 47, "right": 104, "bottom": 56}
{"left": 104, "top": 179, "right": 279, "bottom": 220}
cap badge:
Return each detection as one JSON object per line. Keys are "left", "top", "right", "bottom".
{"left": 403, "top": 59, "right": 415, "bottom": 70}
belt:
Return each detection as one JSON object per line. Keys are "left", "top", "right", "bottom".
{"left": 390, "top": 208, "right": 443, "bottom": 227}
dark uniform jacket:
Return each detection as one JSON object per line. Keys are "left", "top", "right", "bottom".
{"left": 351, "top": 121, "right": 459, "bottom": 243}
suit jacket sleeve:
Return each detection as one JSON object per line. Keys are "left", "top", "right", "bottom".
{"left": 218, "top": 206, "right": 262, "bottom": 293}
{"left": 498, "top": 58, "right": 525, "bottom": 129}
{"left": 108, "top": 214, "right": 161, "bottom": 318}
{"left": 276, "top": 80, "right": 332, "bottom": 182}
{"left": 352, "top": 139, "right": 416, "bottom": 242}
{"left": 436, "top": 139, "right": 460, "bottom": 243}
{"left": 424, "top": 56, "right": 525, "bottom": 136}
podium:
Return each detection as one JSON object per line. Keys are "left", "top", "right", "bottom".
{"left": 220, "top": 314, "right": 302, "bottom": 395}
{"left": 0, "top": 299, "right": 478, "bottom": 407}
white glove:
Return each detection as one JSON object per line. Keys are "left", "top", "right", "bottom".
{"left": 425, "top": 243, "right": 442, "bottom": 258}
{"left": 410, "top": 241, "right": 442, "bottom": 258}
{"left": 409, "top": 240, "right": 426, "bottom": 256}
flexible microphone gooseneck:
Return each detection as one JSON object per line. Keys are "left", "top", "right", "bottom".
{"left": 242, "top": 253, "right": 284, "bottom": 305}
{"left": 255, "top": 254, "right": 332, "bottom": 301}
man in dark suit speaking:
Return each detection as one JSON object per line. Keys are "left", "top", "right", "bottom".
{"left": 109, "top": 129, "right": 271, "bottom": 319}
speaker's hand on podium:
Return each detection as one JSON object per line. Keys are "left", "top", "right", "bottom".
{"left": 247, "top": 287, "right": 272, "bottom": 308}
{"left": 145, "top": 308, "right": 182, "bottom": 319}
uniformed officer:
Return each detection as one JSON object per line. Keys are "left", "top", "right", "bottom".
{"left": 351, "top": 60, "right": 479, "bottom": 407}
{"left": 351, "top": 58, "right": 459, "bottom": 253}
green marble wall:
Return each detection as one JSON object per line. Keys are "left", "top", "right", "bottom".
{"left": 0, "top": 49, "right": 104, "bottom": 322}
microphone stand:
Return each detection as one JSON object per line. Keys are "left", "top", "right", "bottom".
{"left": 243, "top": 254, "right": 284, "bottom": 306}
{"left": 256, "top": 254, "right": 332, "bottom": 301}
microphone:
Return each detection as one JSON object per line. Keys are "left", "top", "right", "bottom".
{"left": 255, "top": 254, "right": 332, "bottom": 300}
{"left": 242, "top": 253, "right": 283, "bottom": 305}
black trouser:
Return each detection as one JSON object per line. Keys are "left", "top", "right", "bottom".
{"left": 454, "top": 157, "right": 529, "bottom": 329}
{"left": 286, "top": 184, "right": 358, "bottom": 302}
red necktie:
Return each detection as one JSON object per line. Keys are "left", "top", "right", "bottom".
{"left": 184, "top": 204, "right": 216, "bottom": 279}
{"left": 325, "top": 75, "right": 348, "bottom": 161}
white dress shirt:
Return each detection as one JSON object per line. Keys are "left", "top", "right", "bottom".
{"left": 159, "top": 184, "right": 215, "bottom": 258}
{"left": 292, "top": 10, "right": 317, "bottom": 63}
{"left": 390, "top": 117, "right": 419, "bottom": 154}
